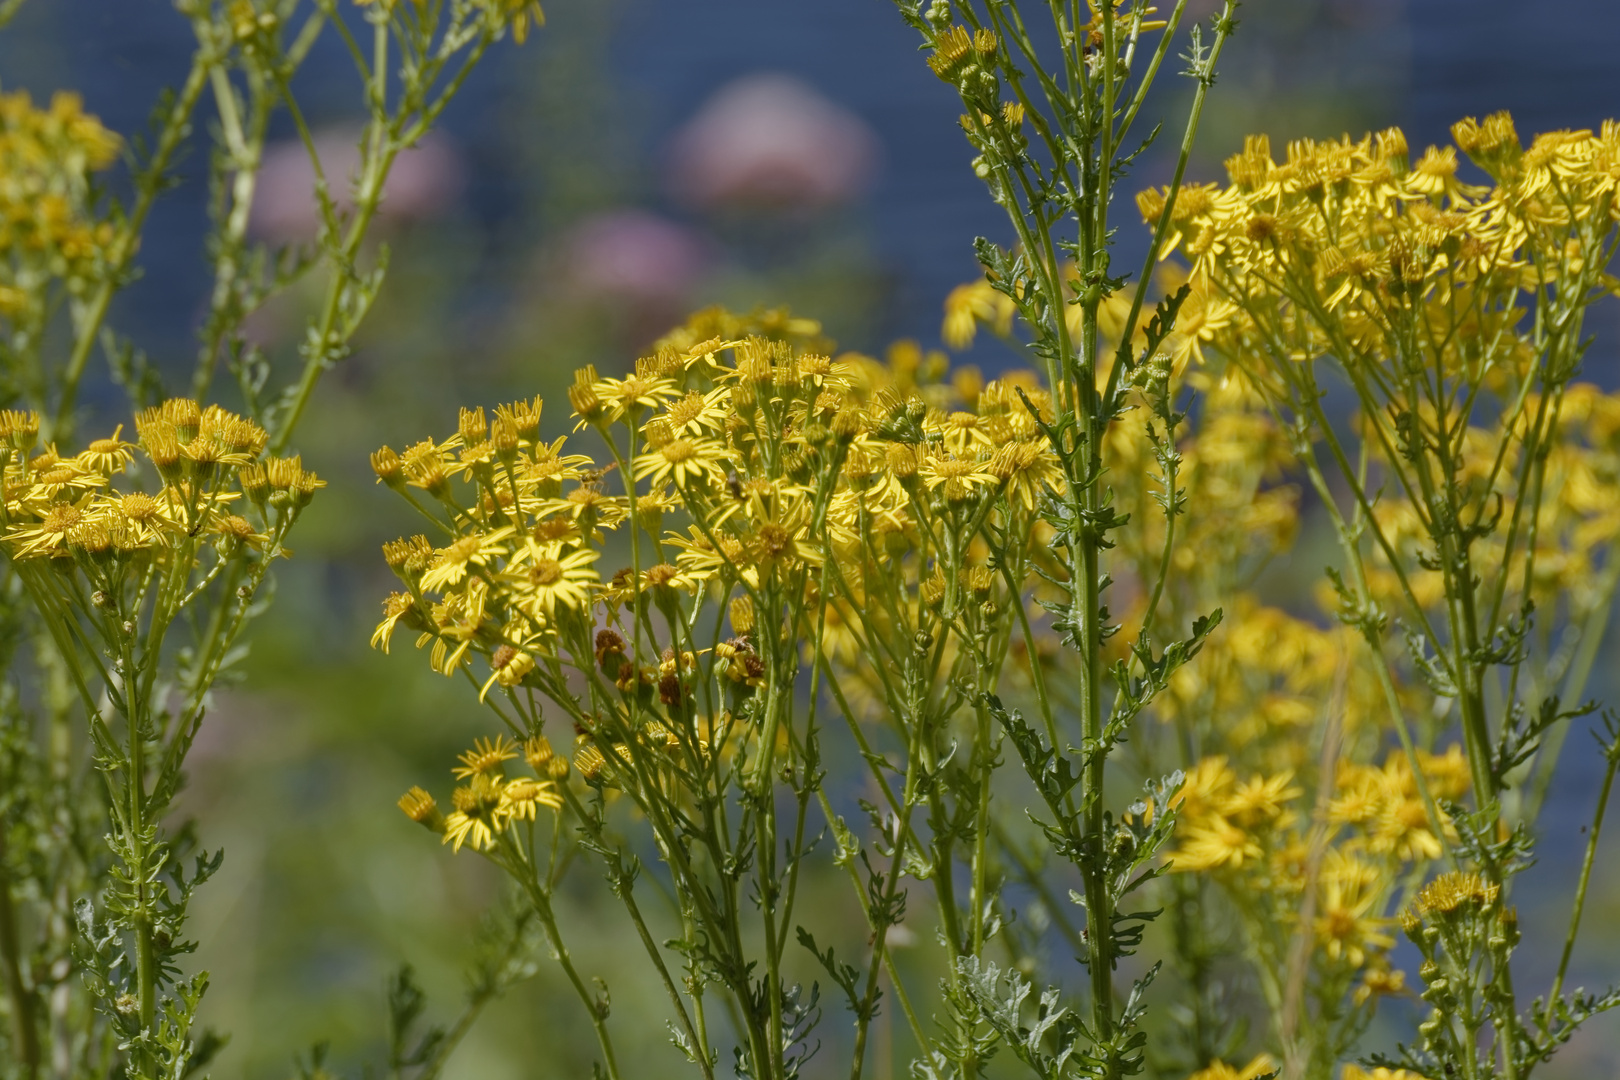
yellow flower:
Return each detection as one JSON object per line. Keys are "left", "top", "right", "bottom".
{"left": 538, "top": 486, "right": 629, "bottom": 532}
{"left": 1184, "top": 1054, "right": 1277, "bottom": 1080}
{"left": 478, "top": 643, "right": 537, "bottom": 701}
{"left": 506, "top": 541, "right": 598, "bottom": 620}
{"left": 397, "top": 787, "right": 444, "bottom": 832}
{"left": 1170, "top": 817, "right": 1261, "bottom": 872}
{"left": 1353, "top": 964, "right": 1407, "bottom": 1006}
{"left": 633, "top": 433, "right": 729, "bottom": 491}
{"left": 443, "top": 773, "right": 507, "bottom": 853}
{"left": 917, "top": 452, "right": 997, "bottom": 493}
{"left": 419, "top": 527, "right": 514, "bottom": 593}
{"left": 6, "top": 497, "right": 100, "bottom": 557}
{"left": 1313, "top": 852, "right": 1393, "bottom": 967}
{"left": 1414, "top": 871, "right": 1498, "bottom": 916}
{"left": 206, "top": 513, "right": 267, "bottom": 548}
{"left": 592, "top": 373, "right": 678, "bottom": 423}
{"left": 500, "top": 777, "right": 562, "bottom": 820}
{"left": 941, "top": 279, "right": 1016, "bottom": 350}
{"left": 372, "top": 592, "right": 422, "bottom": 653}
{"left": 658, "top": 389, "right": 729, "bottom": 436}
{"left": 108, "top": 491, "right": 180, "bottom": 544}
{"left": 1171, "top": 756, "right": 1236, "bottom": 822}
{"left": 74, "top": 425, "right": 136, "bottom": 475}
{"left": 489, "top": 0, "right": 545, "bottom": 44}
{"left": 1404, "top": 145, "right": 1467, "bottom": 202}
{"left": 453, "top": 734, "right": 519, "bottom": 779}
{"left": 1221, "top": 770, "right": 1301, "bottom": 827}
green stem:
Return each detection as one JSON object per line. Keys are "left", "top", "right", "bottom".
{"left": 50, "top": 41, "right": 215, "bottom": 442}
{"left": 1544, "top": 737, "right": 1619, "bottom": 1027}
{"left": 515, "top": 867, "right": 621, "bottom": 1080}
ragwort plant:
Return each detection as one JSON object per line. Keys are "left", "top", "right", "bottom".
{"left": 0, "top": 1, "right": 526, "bottom": 1077}
{"left": 376, "top": 3, "right": 1257, "bottom": 1079}
{"left": 377, "top": 8, "right": 1620, "bottom": 1080}
{"left": 1132, "top": 114, "right": 1620, "bottom": 1078}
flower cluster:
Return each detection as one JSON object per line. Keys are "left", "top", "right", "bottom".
{"left": 1136, "top": 115, "right": 1620, "bottom": 648}
{"left": 1139, "top": 115, "right": 1619, "bottom": 299}
{"left": 1, "top": 399, "right": 318, "bottom": 567}
{"left": 399, "top": 734, "right": 565, "bottom": 853}
{"left": 1124, "top": 111, "right": 1620, "bottom": 1080}
{"left": 376, "top": 305, "right": 1066, "bottom": 822}
{"left": 0, "top": 89, "right": 120, "bottom": 314}
{"left": 1171, "top": 745, "right": 1467, "bottom": 942}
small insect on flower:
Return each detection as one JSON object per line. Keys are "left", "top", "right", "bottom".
{"left": 1182, "top": 1054, "right": 1278, "bottom": 1080}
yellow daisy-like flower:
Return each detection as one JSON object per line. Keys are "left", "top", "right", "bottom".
{"left": 107, "top": 491, "right": 181, "bottom": 544}
{"left": 19, "top": 459, "right": 106, "bottom": 503}
{"left": 1184, "top": 1054, "right": 1278, "bottom": 1080}
{"left": 633, "top": 434, "right": 729, "bottom": 490}
{"left": 917, "top": 452, "right": 997, "bottom": 492}
{"left": 1414, "top": 870, "right": 1498, "bottom": 916}
{"left": 1170, "top": 755, "right": 1236, "bottom": 822}
{"left": 592, "top": 373, "right": 678, "bottom": 422}
{"left": 1405, "top": 144, "right": 1488, "bottom": 202}
{"left": 419, "top": 526, "right": 514, "bottom": 593}
{"left": 371, "top": 592, "right": 421, "bottom": 653}
{"left": 1169, "top": 816, "right": 1262, "bottom": 872}
{"left": 491, "top": 0, "right": 545, "bottom": 45}
{"left": 478, "top": 642, "right": 538, "bottom": 701}
{"left": 206, "top": 513, "right": 268, "bottom": 548}
{"left": 1221, "top": 770, "right": 1301, "bottom": 827}
{"left": 6, "top": 497, "right": 100, "bottom": 557}
{"left": 941, "top": 279, "right": 1016, "bottom": 350}
{"left": 452, "top": 734, "right": 520, "bottom": 779}
{"left": 442, "top": 772, "right": 507, "bottom": 853}
{"left": 397, "top": 786, "right": 443, "bottom": 831}
{"left": 987, "top": 440, "right": 1064, "bottom": 512}
{"left": 506, "top": 541, "right": 599, "bottom": 620}
{"left": 500, "top": 777, "right": 562, "bottom": 821}
{"left": 75, "top": 425, "right": 137, "bottom": 475}
{"left": 658, "top": 388, "right": 729, "bottom": 437}
{"left": 538, "top": 486, "right": 630, "bottom": 531}
{"left": 1340, "top": 1066, "right": 1429, "bottom": 1080}
{"left": 1313, "top": 855, "right": 1393, "bottom": 967}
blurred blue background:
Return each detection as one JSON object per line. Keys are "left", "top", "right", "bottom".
{"left": 3, "top": 0, "right": 1619, "bottom": 1076}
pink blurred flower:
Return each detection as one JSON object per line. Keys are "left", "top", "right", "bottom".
{"left": 666, "top": 74, "right": 879, "bottom": 212}
{"left": 249, "top": 128, "right": 465, "bottom": 242}
{"left": 561, "top": 209, "right": 709, "bottom": 305}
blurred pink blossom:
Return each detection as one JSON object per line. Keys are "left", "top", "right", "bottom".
{"left": 561, "top": 209, "right": 709, "bottom": 305}
{"left": 666, "top": 74, "right": 879, "bottom": 212}
{"left": 249, "top": 128, "right": 465, "bottom": 242}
